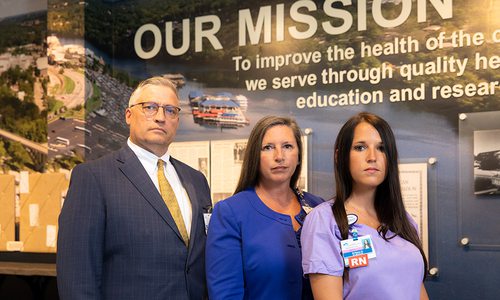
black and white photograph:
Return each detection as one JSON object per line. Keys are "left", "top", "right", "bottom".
{"left": 198, "top": 157, "right": 208, "bottom": 178}
{"left": 233, "top": 142, "right": 247, "bottom": 164}
{"left": 474, "top": 129, "right": 500, "bottom": 195}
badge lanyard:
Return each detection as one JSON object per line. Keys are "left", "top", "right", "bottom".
{"left": 203, "top": 205, "right": 212, "bottom": 234}
{"left": 295, "top": 187, "right": 313, "bottom": 214}
{"left": 347, "top": 213, "right": 358, "bottom": 239}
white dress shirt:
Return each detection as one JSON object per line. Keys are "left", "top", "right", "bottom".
{"left": 127, "top": 139, "right": 192, "bottom": 237}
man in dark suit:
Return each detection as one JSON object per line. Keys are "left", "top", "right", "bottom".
{"left": 57, "top": 76, "right": 212, "bottom": 299}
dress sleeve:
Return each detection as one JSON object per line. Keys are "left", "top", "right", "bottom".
{"left": 205, "top": 200, "right": 244, "bottom": 300}
{"left": 301, "top": 203, "right": 344, "bottom": 277}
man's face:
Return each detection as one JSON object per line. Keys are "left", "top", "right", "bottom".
{"left": 125, "top": 85, "right": 179, "bottom": 157}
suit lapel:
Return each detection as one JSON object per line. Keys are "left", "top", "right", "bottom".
{"left": 116, "top": 147, "right": 184, "bottom": 242}
{"left": 170, "top": 157, "right": 202, "bottom": 253}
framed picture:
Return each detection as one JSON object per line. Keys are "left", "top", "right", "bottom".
{"left": 473, "top": 129, "right": 500, "bottom": 195}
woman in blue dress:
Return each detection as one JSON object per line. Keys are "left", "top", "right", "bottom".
{"left": 206, "top": 116, "right": 323, "bottom": 299}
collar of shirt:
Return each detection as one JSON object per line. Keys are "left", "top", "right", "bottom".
{"left": 127, "top": 138, "right": 170, "bottom": 179}
{"left": 127, "top": 139, "right": 192, "bottom": 236}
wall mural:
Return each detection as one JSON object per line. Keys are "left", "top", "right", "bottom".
{"left": 0, "top": 0, "right": 499, "bottom": 298}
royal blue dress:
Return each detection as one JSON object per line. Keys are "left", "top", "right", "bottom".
{"left": 206, "top": 187, "right": 323, "bottom": 300}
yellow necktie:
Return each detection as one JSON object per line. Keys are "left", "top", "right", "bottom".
{"left": 157, "top": 159, "right": 189, "bottom": 246}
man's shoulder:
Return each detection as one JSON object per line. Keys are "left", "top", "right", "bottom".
{"left": 73, "top": 147, "right": 126, "bottom": 171}
{"left": 170, "top": 156, "right": 204, "bottom": 177}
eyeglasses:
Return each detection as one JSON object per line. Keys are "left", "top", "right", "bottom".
{"left": 130, "top": 102, "right": 181, "bottom": 119}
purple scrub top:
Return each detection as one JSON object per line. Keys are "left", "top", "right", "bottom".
{"left": 301, "top": 201, "right": 424, "bottom": 300}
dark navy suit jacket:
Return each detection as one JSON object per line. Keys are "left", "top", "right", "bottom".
{"left": 57, "top": 146, "right": 211, "bottom": 300}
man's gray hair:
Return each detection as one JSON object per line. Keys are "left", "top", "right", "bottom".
{"left": 128, "top": 76, "right": 178, "bottom": 107}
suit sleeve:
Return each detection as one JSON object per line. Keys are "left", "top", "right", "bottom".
{"left": 57, "top": 164, "right": 105, "bottom": 300}
{"left": 205, "top": 200, "right": 244, "bottom": 300}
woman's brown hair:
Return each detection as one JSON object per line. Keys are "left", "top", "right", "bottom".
{"left": 234, "top": 115, "right": 303, "bottom": 194}
{"left": 332, "top": 112, "right": 428, "bottom": 281}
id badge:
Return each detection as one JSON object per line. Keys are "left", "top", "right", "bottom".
{"left": 340, "top": 235, "right": 376, "bottom": 268}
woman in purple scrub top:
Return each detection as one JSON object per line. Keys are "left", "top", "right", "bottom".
{"left": 301, "top": 112, "right": 429, "bottom": 300}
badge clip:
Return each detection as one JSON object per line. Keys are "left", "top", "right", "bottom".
{"left": 347, "top": 213, "right": 358, "bottom": 227}
{"left": 351, "top": 228, "right": 359, "bottom": 241}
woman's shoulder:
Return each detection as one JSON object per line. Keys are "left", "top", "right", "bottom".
{"left": 302, "top": 191, "right": 326, "bottom": 207}
{"left": 214, "top": 188, "right": 255, "bottom": 209}
{"left": 405, "top": 211, "right": 419, "bottom": 231}
{"left": 304, "top": 199, "right": 336, "bottom": 223}
{"left": 302, "top": 200, "right": 340, "bottom": 240}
